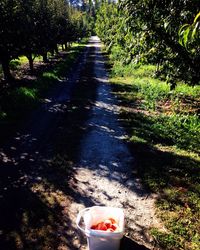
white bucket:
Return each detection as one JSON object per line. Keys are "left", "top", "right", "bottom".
{"left": 76, "top": 206, "right": 124, "bottom": 250}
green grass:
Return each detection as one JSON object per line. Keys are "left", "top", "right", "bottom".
{"left": 111, "top": 61, "right": 156, "bottom": 77}
{"left": 175, "top": 84, "right": 200, "bottom": 97}
{"left": 110, "top": 62, "right": 200, "bottom": 250}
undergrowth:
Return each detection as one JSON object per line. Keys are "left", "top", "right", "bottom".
{"left": 109, "top": 61, "right": 200, "bottom": 250}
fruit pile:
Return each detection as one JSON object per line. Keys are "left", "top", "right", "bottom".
{"left": 91, "top": 218, "right": 119, "bottom": 232}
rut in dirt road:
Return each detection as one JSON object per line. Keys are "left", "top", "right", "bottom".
{"left": 0, "top": 37, "right": 161, "bottom": 250}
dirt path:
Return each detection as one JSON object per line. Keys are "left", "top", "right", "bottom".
{"left": 0, "top": 37, "right": 161, "bottom": 250}
{"left": 65, "top": 37, "right": 161, "bottom": 249}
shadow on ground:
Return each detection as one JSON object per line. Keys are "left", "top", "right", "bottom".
{"left": 1, "top": 38, "right": 197, "bottom": 250}
{"left": 0, "top": 43, "right": 95, "bottom": 250}
{"left": 121, "top": 236, "right": 150, "bottom": 250}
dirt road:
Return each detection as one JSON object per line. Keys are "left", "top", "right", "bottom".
{"left": 0, "top": 37, "right": 160, "bottom": 250}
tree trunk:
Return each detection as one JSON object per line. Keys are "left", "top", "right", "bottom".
{"left": 191, "top": 73, "right": 200, "bottom": 86}
{"left": 42, "top": 52, "right": 48, "bottom": 63}
{"left": 64, "top": 43, "right": 68, "bottom": 51}
{"left": 169, "top": 80, "right": 177, "bottom": 91}
{"left": 27, "top": 54, "right": 34, "bottom": 72}
{"left": 55, "top": 44, "right": 59, "bottom": 54}
{"left": 51, "top": 51, "right": 54, "bottom": 56}
{"left": 1, "top": 57, "right": 13, "bottom": 82}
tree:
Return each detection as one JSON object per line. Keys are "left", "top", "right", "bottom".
{"left": 0, "top": 0, "right": 89, "bottom": 78}
{"left": 121, "top": 0, "right": 200, "bottom": 84}
{"left": 0, "top": 0, "right": 21, "bottom": 81}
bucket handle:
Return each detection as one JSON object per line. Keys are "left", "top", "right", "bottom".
{"left": 76, "top": 207, "right": 91, "bottom": 234}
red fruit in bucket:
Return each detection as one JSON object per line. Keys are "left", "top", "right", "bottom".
{"left": 90, "top": 217, "right": 119, "bottom": 232}
{"left": 91, "top": 225, "right": 97, "bottom": 230}
{"left": 111, "top": 223, "right": 118, "bottom": 231}
{"left": 104, "top": 219, "right": 112, "bottom": 228}
{"left": 97, "top": 222, "right": 107, "bottom": 231}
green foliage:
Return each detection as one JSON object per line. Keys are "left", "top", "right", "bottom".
{"left": 112, "top": 63, "right": 200, "bottom": 150}
{"left": 96, "top": 3, "right": 138, "bottom": 65}
{"left": 96, "top": 1, "right": 200, "bottom": 85}
{"left": 179, "top": 12, "right": 200, "bottom": 51}
{"left": 122, "top": 0, "right": 200, "bottom": 84}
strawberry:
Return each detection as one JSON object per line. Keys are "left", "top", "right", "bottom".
{"left": 97, "top": 222, "right": 107, "bottom": 231}
{"left": 91, "top": 225, "right": 97, "bottom": 230}
{"left": 104, "top": 219, "right": 112, "bottom": 228}
{"left": 111, "top": 223, "right": 118, "bottom": 231}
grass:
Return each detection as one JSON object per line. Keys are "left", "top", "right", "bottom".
{"left": 109, "top": 61, "right": 200, "bottom": 250}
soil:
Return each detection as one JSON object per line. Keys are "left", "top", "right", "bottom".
{"left": 0, "top": 37, "right": 161, "bottom": 250}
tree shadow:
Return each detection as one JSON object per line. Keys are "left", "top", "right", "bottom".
{"left": 0, "top": 44, "right": 87, "bottom": 147}
{"left": 0, "top": 43, "right": 98, "bottom": 250}
{"left": 120, "top": 236, "right": 150, "bottom": 250}
{"left": 0, "top": 185, "right": 58, "bottom": 249}
{"left": 0, "top": 38, "right": 198, "bottom": 250}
